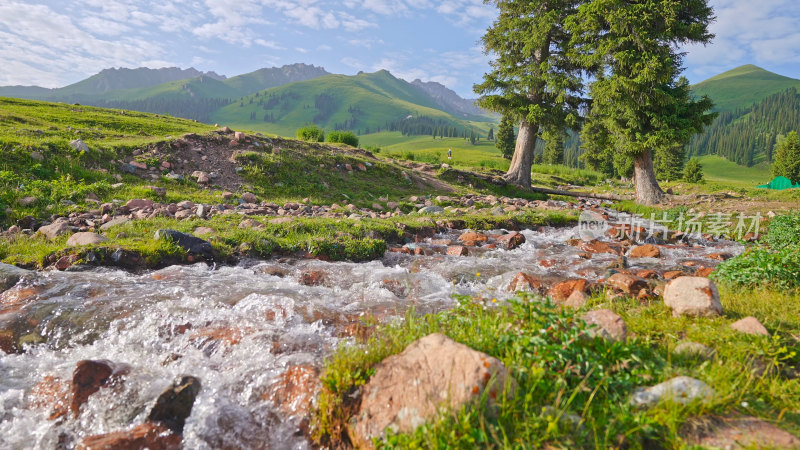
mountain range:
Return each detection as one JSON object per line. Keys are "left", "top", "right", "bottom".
{"left": 0, "top": 63, "right": 797, "bottom": 168}
{"left": 0, "top": 63, "right": 487, "bottom": 129}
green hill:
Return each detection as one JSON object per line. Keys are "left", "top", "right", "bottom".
{"left": 210, "top": 70, "right": 488, "bottom": 137}
{"left": 692, "top": 65, "right": 800, "bottom": 113}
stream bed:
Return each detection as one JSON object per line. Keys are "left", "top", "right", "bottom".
{"left": 0, "top": 212, "right": 744, "bottom": 449}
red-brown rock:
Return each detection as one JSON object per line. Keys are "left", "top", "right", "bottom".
{"left": 29, "top": 375, "right": 71, "bottom": 420}
{"left": 299, "top": 270, "right": 326, "bottom": 286}
{"left": 261, "top": 365, "right": 320, "bottom": 418}
{"left": 636, "top": 270, "right": 658, "bottom": 279}
{"left": 495, "top": 232, "right": 526, "bottom": 250}
{"left": 663, "top": 270, "right": 686, "bottom": 280}
{"left": 447, "top": 245, "right": 469, "bottom": 256}
{"left": 0, "top": 328, "right": 16, "bottom": 354}
{"left": 71, "top": 360, "right": 127, "bottom": 415}
{"left": 580, "top": 240, "right": 624, "bottom": 255}
{"left": 78, "top": 423, "right": 181, "bottom": 450}
{"left": 350, "top": 334, "right": 514, "bottom": 448}
{"left": 694, "top": 267, "right": 714, "bottom": 277}
{"left": 606, "top": 273, "right": 649, "bottom": 294}
{"left": 458, "top": 231, "right": 488, "bottom": 243}
{"left": 629, "top": 244, "right": 661, "bottom": 258}
{"left": 547, "top": 279, "right": 588, "bottom": 302}
{"left": 507, "top": 272, "right": 544, "bottom": 293}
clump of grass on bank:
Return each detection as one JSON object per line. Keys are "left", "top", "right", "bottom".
{"left": 0, "top": 209, "right": 577, "bottom": 269}
{"left": 314, "top": 286, "right": 800, "bottom": 448}
{"left": 714, "top": 212, "right": 800, "bottom": 290}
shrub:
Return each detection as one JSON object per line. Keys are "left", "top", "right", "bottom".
{"left": 326, "top": 131, "right": 359, "bottom": 147}
{"left": 297, "top": 124, "right": 325, "bottom": 142}
{"left": 713, "top": 245, "right": 800, "bottom": 290}
{"left": 764, "top": 212, "right": 800, "bottom": 248}
{"left": 683, "top": 157, "right": 704, "bottom": 183}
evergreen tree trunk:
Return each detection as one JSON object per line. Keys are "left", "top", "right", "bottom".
{"left": 633, "top": 149, "right": 664, "bottom": 205}
{"left": 504, "top": 120, "right": 538, "bottom": 188}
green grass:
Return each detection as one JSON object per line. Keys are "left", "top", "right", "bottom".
{"left": 0, "top": 209, "right": 577, "bottom": 268}
{"left": 0, "top": 97, "right": 216, "bottom": 223}
{"left": 695, "top": 155, "right": 773, "bottom": 187}
{"left": 692, "top": 65, "right": 800, "bottom": 113}
{"left": 314, "top": 286, "right": 800, "bottom": 448}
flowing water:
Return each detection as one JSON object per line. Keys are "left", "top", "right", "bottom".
{"left": 0, "top": 213, "right": 744, "bottom": 449}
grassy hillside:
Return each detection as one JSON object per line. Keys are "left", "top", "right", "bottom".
{"left": 103, "top": 76, "right": 241, "bottom": 101}
{"left": 211, "top": 71, "right": 480, "bottom": 137}
{"left": 696, "top": 155, "right": 772, "bottom": 187}
{"left": 693, "top": 65, "right": 800, "bottom": 113}
{"left": 0, "top": 97, "right": 215, "bottom": 222}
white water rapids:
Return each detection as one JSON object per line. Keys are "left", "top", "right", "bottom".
{"left": 0, "top": 220, "right": 743, "bottom": 449}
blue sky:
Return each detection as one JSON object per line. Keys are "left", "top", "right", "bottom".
{"left": 0, "top": 0, "right": 798, "bottom": 97}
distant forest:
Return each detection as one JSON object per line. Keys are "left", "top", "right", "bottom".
{"left": 685, "top": 88, "right": 800, "bottom": 166}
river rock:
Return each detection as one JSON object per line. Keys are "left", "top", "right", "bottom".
{"left": 99, "top": 216, "right": 129, "bottom": 231}
{"left": 606, "top": 273, "right": 648, "bottom": 295}
{"left": 66, "top": 232, "right": 109, "bottom": 247}
{"left": 547, "top": 279, "right": 587, "bottom": 302}
{"left": 580, "top": 240, "right": 624, "bottom": 255}
{"left": 631, "top": 376, "right": 713, "bottom": 408}
{"left": 507, "top": 272, "right": 543, "bottom": 293}
{"left": 0, "top": 262, "right": 29, "bottom": 292}
{"left": 689, "top": 415, "right": 800, "bottom": 449}
{"left": 299, "top": 270, "right": 326, "bottom": 286}
{"left": 495, "top": 232, "right": 526, "bottom": 250}
{"left": 241, "top": 192, "right": 258, "bottom": 203}
{"left": 37, "top": 218, "right": 70, "bottom": 238}
{"left": 28, "top": 375, "right": 70, "bottom": 420}
{"left": 69, "top": 139, "right": 89, "bottom": 153}
{"left": 583, "top": 309, "right": 627, "bottom": 342}
{"left": 351, "top": 333, "right": 514, "bottom": 448}
{"left": 663, "top": 277, "right": 722, "bottom": 317}
{"left": 261, "top": 365, "right": 320, "bottom": 418}
{"left": 71, "top": 360, "right": 128, "bottom": 415}
{"left": 458, "top": 231, "right": 488, "bottom": 243}
{"left": 629, "top": 244, "right": 661, "bottom": 258}
{"left": 154, "top": 230, "right": 214, "bottom": 258}
{"left": 147, "top": 376, "right": 202, "bottom": 434}
{"left": 125, "top": 198, "right": 155, "bottom": 210}
{"left": 447, "top": 245, "right": 469, "bottom": 256}
{"left": 193, "top": 227, "right": 215, "bottom": 236}
{"left": 730, "top": 316, "right": 769, "bottom": 336}
{"left": 78, "top": 423, "right": 181, "bottom": 450}
{"left": 563, "top": 290, "right": 589, "bottom": 309}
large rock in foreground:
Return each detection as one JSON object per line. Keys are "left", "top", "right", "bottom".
{"left": 663, "top": 277, "right": 722, "bottom": 317}
{"left": 351, "top": 333, "right": 515, "bottom": 448}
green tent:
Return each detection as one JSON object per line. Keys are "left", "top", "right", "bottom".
{"left": 757, "top": 176, "right": 800, "bottom": 190}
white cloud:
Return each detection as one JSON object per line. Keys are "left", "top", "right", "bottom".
{"left": 683, "top": 0, "right": 800, "bottom": 80}
{"left": 0, "top": 1, "right": 169, "bottom": 87}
